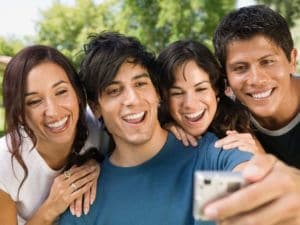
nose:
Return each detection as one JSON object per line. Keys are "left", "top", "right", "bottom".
{"left": 182, "top": 92, "right": 196, "bottom": 109}
{"left": 44, "top": 98, "right": 59, "bottom": 117}
{"left": 122, "top": 87, "right": 140, "bottom": 106}
{"left": 247, "top": 66, "right": 268, "bottom": 86}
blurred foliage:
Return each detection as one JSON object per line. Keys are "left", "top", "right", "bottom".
{"left": 258, "top": 0, "right": 300, "bottom": 27}
{"left": 0, "top": 0, "right": 300, "bottom": 136}
{"left": 36, "top": 0, "right": 236, "bottom": 67}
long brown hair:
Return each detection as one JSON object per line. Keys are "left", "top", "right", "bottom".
{"left": 157, "top": 40, "right": 252, "bottom": 138}
{"left": 2, "top": 45, "right": 88, "bottom": 196}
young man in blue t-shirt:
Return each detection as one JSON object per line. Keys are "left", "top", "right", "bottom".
{"left": 58, "top": 32, "right": 253, "bottom": 225}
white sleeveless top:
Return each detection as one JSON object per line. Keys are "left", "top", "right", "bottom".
{"left": 0, "top": 109, "right": 101, "bottom": 225}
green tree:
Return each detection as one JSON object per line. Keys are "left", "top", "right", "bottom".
{"left": 0, "top": 37, "right": 25, "bottom": 135}
{"left": 37, "top": 0, "right": 115, "bottom": 67}
{"left": 258, "top": 0, "right": 300, "bottom": 27}
{"left": 36, "top": 0, "right": 235, "bottom": 66}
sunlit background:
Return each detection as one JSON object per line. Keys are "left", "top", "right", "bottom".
{"left": 0, "top": 0, "right": 299, "bottom": 136}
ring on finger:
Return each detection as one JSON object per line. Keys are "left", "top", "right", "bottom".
{"left": 71, "top": 183, "right": 77, "bottom": 192}
{"left": 64, "top": 170, "right": 71, "bottom": 179}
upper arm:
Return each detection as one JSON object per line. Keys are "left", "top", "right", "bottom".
{"left": 0, "top": 189, "right": 17, "bottom": 225}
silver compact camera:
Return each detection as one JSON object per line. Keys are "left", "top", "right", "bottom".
{"left": 193, "top": 171, "right": 247, "bottom": 220}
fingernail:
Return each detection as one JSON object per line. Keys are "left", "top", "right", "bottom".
{"left": 214, "top": 142, "right": 220, "bottom": 148}
{"left": 76, "top": 211, "right": 82, "bottom": 217}
{"left": 70, "top": 208, "right": 75, "bottom": 215}
{"left": 90, "top": 196, "right": 95, "bottom": 205}
{"left": 84, "top": 208, "right": 89, "bottom": 215}
{"left": 204, "top": 206, "right": 218, "bottom": 219}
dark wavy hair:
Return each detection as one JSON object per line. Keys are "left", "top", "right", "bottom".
{"left": 80, "top": 31, "right": 158, "bottom": 104}
{"left": 2, "top": 45, "right": 88, "bottom": 196}
{"left": 213, "top": 5, "right": 294, "bottom": 72}
{"left": 80, "top": 31, "right": 159, "bottom": 152}
{"left": 157, "top": 40, "right": 252, "bottom": 137}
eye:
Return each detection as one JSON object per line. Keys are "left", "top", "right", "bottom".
{"left": 195, "top": 87, "right": 207, "bottom": 92}
{"left": 26, "top": 99, "right": 42, "bottom": 106}
{"left": 261, "top": 59, "right": 275, "bottom": 66}
{"left": 232, "top": 64, "right": 248, "bottom": 73}
{"left": 135, "top": 81, "right": 148, "bottom": 87}
{"left": 106, "top": 86, "right": 121, "bottom": 96}
{"left": 169, "top": 91, "right": 183, "bottom": 96}
{"left": 56, "top": 89, "right": 68, "bottom": 96}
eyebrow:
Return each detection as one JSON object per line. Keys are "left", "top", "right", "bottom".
{"left": 170, "top": 80, "right": 210, "bottom": 89}
{"left": 107, "top": 73, "right": 151, "bottom": 86}
{"left": 258, "top": 54, "right": 276, "bottom": 60}
{"left": 229, "top": 54, "right": 276, "bottom": 66}
{"left": 25, "top": 80, "right": 68, "bottom": 97}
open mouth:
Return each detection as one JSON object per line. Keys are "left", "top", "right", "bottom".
{"left": 123, "top": 112, "right": 146, "bottom": 124}
{"left": 184, "top": 109, "right": 205, "bottom": 122}
{"left": 248, "top": 89, "right": 273, "bottom": 100}
{"left": 45, "top": 116, "right": 69, "bottom": 132}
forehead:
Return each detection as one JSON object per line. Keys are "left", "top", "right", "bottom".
{"left": 113, "top": 62, "right": 150, "bottom": 82}
{"left": 26, "top": 62, "right": 70, "bottom": 89}
{"left": 226, "top": 35, "right": 284, "bottom": 63}
{"left": 173, "top": 60, "right": 210, "bottom": 83}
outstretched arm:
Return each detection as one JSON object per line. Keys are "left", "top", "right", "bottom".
{"left": 204, "top": 154, "right": 300, "bottom": 225}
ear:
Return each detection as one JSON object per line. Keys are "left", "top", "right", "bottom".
{"left": 290, "top": 48, "right": 298, "bottom": 74}
{"left": 224, "top": 85, "right": 236, "bottom": 100}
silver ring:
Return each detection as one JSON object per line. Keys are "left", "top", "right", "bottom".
{"left": 64, "top": 170, "right": 71, "bottom": 179}
{"left": 71, "top": 183, "right": 77, "bottom": 192}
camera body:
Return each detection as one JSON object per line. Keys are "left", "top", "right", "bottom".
{"left": 193, "top": 171, "right": 246, "bottom": 220}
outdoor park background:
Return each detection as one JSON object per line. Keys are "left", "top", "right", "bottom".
{"left": 1, "top": 0, "right": 300, "bottom": 136}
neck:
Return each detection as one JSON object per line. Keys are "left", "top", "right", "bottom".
{"left": 110, "top": 126, "right": 168, "bottom": 167}
{"left": 254, "top": 77, "right": 300, "bottom": 130}
{"left": 36, "top": 141, "right": 73, "bottom": 170}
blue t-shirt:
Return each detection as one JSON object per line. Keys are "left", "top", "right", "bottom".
{"left": 59, "top": 132, "right": 252, "bottom": 225}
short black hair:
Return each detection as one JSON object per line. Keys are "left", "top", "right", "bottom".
{"left": 80, "top": 31, "right": 158, "bottom": 106}
{"left": 213, "top": 5, "right": 294, "bottom": 70}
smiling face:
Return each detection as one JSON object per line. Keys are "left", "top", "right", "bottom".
{"left": 168, "top": 60, "right": 218, "bottom": 137}
{"left": 25, "top": 62, "right": 79, "bottom": 149}
{"left": 225, "top": 35, "right": 297, "bottom": 125}
{"left": 98, "top": 62, "right": 161, "bottom": 147}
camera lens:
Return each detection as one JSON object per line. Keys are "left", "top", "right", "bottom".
{"left": 204, "top": 179, "right": 211, "bottom": 185}
{"left": 227, "top": 182, "right": 241, "bottom": 192}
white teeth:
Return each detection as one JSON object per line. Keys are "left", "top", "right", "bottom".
{"left": 184, "top": 110, "right": 204, "bottom": 119}
{"left": 47, "top": 116, "right": 68, "bottom": 128}
{"left": 251, "top": 89, "right": 272, "bottom": 99}
{"left": 123, "top": 112, "right": 145, "bottom": 121}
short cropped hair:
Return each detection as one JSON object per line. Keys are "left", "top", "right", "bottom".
{"left": 213, "top": 5, "right": 294, "bottom": 70}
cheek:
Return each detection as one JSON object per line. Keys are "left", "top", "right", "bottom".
{"left": 205, "top": 93, "right": 218, "bottom": 114}
{"left": 168, "top": 98, "right": 180, "bottom": 117}
{"left": 227, "top": 76, "right": 243, "bottom": 91}
{"left": 65, "top": 95, "right": 80, "bottom": 114}
{"left": 24, "top": 111, "right": 39, "bottom": 131}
